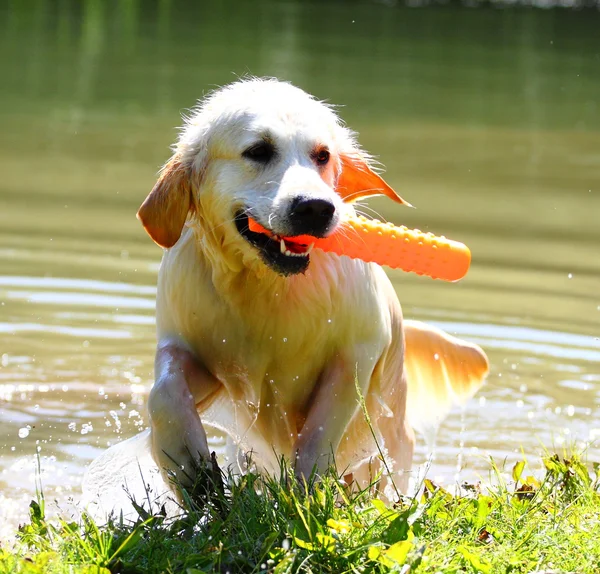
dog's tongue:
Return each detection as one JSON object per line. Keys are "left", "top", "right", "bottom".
{"left": 285, "top": 241, "right": 311, "bottom": 254}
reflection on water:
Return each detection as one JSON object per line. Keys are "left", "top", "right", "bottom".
{"left": 1, "top": 0, "right": 599, "bottom": 538}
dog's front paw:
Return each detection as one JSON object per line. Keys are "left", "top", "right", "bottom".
{"left": 150, "top": 406, "right": 213, "bottom": 488}
{"left": 152, "top": 428, "right": 224, "bottom": 509}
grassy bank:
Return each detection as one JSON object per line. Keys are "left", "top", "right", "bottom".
{"left": 1, "top": 453, "right": 599, "bottom": 573}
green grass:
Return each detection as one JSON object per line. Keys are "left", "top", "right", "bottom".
{"left": 1, "top": 452, "right": 600, "bottom": 573}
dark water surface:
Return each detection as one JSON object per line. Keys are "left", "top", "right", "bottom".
{"left": 1, "top": 0, "right": 599, "bottom": 535}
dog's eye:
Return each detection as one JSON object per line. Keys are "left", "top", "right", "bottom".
{"left": 242, "top": 142, "right": 275, "bottom": 164}
{"left": 314, "top": 148, "right": 330, "bottom": 166}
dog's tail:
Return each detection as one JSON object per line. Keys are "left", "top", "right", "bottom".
{"left": 403, "top": 320, "right": 489, "bottom": 441}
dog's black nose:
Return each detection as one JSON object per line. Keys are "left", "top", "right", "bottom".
{"left": 289, "top": 197, "right": 336, "bottom": 237}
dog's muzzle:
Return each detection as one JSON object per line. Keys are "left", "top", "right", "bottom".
{"left": 235, "top": 211, "right": 316, "bottom": 276}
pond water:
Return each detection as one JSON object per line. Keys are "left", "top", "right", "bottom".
{"left": 1, "top": 0, "right": 599, "bottom": 536}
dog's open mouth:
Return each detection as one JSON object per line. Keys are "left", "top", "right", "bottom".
{"left": 234, "top": 212, "right": 314, "bottom": 276}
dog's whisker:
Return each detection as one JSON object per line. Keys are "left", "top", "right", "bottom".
{"left": 334, "top": 222, "right": 369, "bottom": 250}
{"left": 354, "top": 203, "right": 388, "bottom": 223}
{"left": 354, "top": 209, "right": 387, "bottom": 226}
{"left": 340, "top": 187, "right": 384, "bottom": 201}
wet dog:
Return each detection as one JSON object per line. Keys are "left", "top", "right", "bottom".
{"left": 136, "top": 78, "right": 489, "bottom": 496}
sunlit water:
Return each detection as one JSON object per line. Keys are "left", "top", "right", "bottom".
{"left": 1, "top": 0, "right": 599, "bottom": 538}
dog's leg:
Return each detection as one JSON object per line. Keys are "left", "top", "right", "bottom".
{"left": 339, "top": 369, "right": 415, "bottom": 498}
{"left": 345, "top": 418, "right": 414, "bottom": 501}
{"left": 376, "top": 411, "right": 415, "bottom": 497}
{"left": 148, "top": 339, "right": 221, "bottom": 489}
{"left": 293, "top": 348, "right": 375, "bottom": 481}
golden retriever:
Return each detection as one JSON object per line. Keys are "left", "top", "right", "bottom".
{"left": 133, "top": 78, "right": 488, "bottom": 497}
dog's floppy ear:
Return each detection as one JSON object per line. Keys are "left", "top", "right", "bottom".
{"left": 337, "top": 153, "right": 411, "bottom": 206}
{"left": 137, "top": 155, "right": 193, "bottom": 248}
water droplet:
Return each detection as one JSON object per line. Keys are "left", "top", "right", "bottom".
{"left": 18, "top": 427, "right": 29, "bottom": 438}
{"left": 567, "top": 273, "right": 573, "bottom": 279}
{"left": 282, "top": 338, "right": 288, "bottom": 343}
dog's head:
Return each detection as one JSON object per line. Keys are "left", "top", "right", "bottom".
{"left": 138, "top": 79, "right": 408, "bottom": 276}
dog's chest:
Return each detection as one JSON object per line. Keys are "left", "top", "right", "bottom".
{"left": 156, "top": 239, "right": 390, "bottom": 455}
{"left": 182, "top": 287, "right": 342, "bottom": 407}
{"left": 171, "top": 288, "right": 346, "bottom": 459}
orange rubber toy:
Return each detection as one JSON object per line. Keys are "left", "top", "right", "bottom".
{"left": 248, "top": 215, "right": 471, "bottom": 282}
